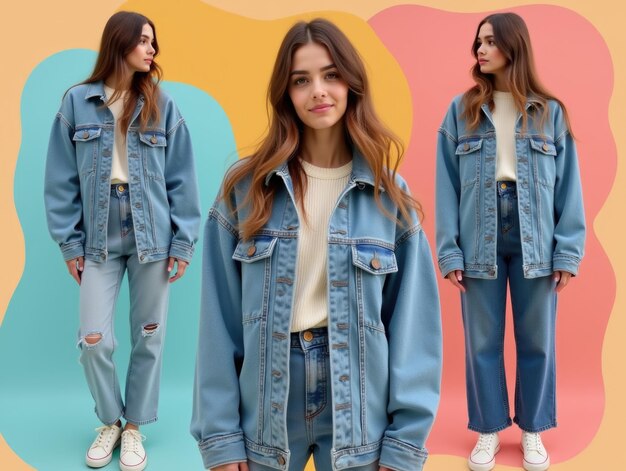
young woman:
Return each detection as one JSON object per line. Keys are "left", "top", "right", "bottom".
{"left": 44, "top": 11, "right": 201, "bottom": 471}
{"left": 436, "top": 12, "right": 585, "bottom": 471}
{"left": 191, "top": 18, "right": 442, "bottom": 471}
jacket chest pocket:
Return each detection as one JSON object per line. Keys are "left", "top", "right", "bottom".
{"left": 352, "top": 243, "right": 398, "bottom": 332}
{"left": 455, "top": 138, "right": 483, "bottom": 189}
{"left": 530, "top": 138, "right": 557, "bottom": 187}
{"left": 232, "top": 236, "right": 278, "bottom": 323}
{"left": 139, "top": 132, "right": 167, "bottom": 181}
{"left": 72, "top": 127, "right": 102, "bottom": 176}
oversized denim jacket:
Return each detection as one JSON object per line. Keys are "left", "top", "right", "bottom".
{"left": 191, "top": 154, "right": 442, "bottom": 471}
{"left": 436, "top": 95, "right": 585, "bottom": 279}
{"left": 44, "top": 81, "right": 201, "bottom": 264}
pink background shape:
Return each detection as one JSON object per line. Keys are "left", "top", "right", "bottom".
{"left": 369, "top": 4, "right": 615, "bottom": 465}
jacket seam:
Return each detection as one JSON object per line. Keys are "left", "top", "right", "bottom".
{"left": 209, "top": 207, "right": 239, "bottom": 239}
{"left": 56, "top": 112, "right": 74, "bottom": 131}
{"left": 166, "top": 117, "right": 185, "bottom": 136}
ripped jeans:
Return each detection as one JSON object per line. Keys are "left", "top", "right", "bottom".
{"left": 78, "top": 184, "right": 170, "bottom": 426}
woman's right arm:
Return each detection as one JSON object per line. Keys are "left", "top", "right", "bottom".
{"left": 43, "top": 96, "right": 85, "bottom": 262}
{"left": 435, "top": 102, "right": 465, "bottom": 282}
{"left": 191, "top": 204, "right": 247, "bottom": 470}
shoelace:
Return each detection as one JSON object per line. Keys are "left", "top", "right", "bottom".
{"left": 93, "top": 426, "right": 117, "bottom": 448}
{"left": 524, "top": 433, "right": 545, "bottom": 453}
{"left": 122, "top": 430, "right": 146, "bottom": 453}
{"left": 475, "top": 433, "right": 495, "bottom": 452}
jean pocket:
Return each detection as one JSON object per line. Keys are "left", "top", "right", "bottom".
{"left": 72, "top": 127, "right": 102, "bottom": 176}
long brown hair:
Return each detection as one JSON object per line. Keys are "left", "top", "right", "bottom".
{"left": 224, "top": 18, "right": 420, "bottom": 240}
{"left": 83, "top": 11, "right": 162, "bottom": 132}
{"left": 462, "top": 12, "right": 572, "bottom": 133}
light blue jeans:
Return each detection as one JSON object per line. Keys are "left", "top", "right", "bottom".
{"left": 461, "top": 181, "right": 557, "bottom": 433}
{"left": 248, "top": 327, "right": 378, "bottom": 471}
{"left": 78, "top": 184, "right": 170, "bottom": 426}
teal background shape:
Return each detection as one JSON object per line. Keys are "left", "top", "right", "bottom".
{"left": 0, "top": 49, "right": 237, "bottom": 470}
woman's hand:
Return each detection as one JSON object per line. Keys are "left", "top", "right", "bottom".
{"left": 211, "top": 462, "right": 249, "bottom": 471}
{"left": 553, "top": 270, "right": 573, "bottom": 293}
{"left": 167, "top": 257, "right": 188, "bottom": 283}
{"left": 65, "top": 256, "right": 84, "bottom": 285}
{"left": 446, "top": 269, "right": 466, "bottom": 292}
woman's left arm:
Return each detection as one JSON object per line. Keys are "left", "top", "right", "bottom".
{"left": 552, "top": 106, "right": 586, "bottom": 277}
{"left": 378, "top": 225, "right": 443, "bottom": 471}
{"left": 163, "top": 104, "right": 202, "bottom": 264}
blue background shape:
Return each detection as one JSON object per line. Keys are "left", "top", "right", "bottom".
{"left": 0, "top": 49, "right": 237, "bottom": 469}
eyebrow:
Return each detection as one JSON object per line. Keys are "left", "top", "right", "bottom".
{"left": 290, "top": 63, "right": 337, "bottom": 76}
{"left": 140, "top": 34, "right": 154, "bottom": 41}
{"left": 477, "top": 35, "right": 495, "bottom": 41}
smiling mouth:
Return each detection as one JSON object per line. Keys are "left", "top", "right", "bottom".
{"left": 310, "top": 104, "right": 332, "bottom": 112}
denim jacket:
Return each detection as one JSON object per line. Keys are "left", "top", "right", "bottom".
{"left": 436, "top": 95, "right": 585, "bottom": 279}
{"left": 44, "top": 81, "right": 201, "bottom": 264}
{"left": 191, "top": 154, "right": 442, "bottom": 471}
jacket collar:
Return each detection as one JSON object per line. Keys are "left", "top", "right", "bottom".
{"left": 264, "top": 148, "right": 384, "bottom": 191}
{"left": 84, "top": 81, "right": 145, "bottom": 103}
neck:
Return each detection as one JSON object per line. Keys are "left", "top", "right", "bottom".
{"left": 493, "top": 73, "right": 510, "bottom": 92}
{"left": 105, "top": 70, "right": 133, "bottom": 91}
{"left": 300, "top": 123, "right": 351, "bottom": 168}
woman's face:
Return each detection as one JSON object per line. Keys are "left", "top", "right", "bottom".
{"left": 125, "top": 23, "right": 155, "bottom": 74}
{"left": 288, "top": 42, "right": 349, "bottom": 132}
{"left": 476, "top": 23, "right": 507, "bottom": 76}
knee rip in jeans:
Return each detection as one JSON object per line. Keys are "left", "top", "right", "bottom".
{"left": 79, "top": 333, "right": 103, "bottom": 350}
{"left": 142, "top": 323, "right": 160, "bottom": 337}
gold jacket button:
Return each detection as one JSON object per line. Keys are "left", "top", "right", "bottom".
{"left": 370, "top": 257, "right": 381, "bottom": 270}
{"left": 542, "top": 143, "right": 549, "bottom": 151}
{"left": 150, "top": 135, "right": 158, "bottom": 144}
{"left": 463, "top": 142, "right": 470, "bottom": 151}
{"left": 82, "top": 131, "right": 89, "bottom": 139}
{"left": 277, "top": 456, "right": 286, "bottom": 466}
{"left": 247, "top": 245, "right": 256, "bottom": 257}
{"left": 500, "top": 183, "right": 507, "bottom": 189}
{"left": 303, "top": 331, "right": 314, "bottom": 342}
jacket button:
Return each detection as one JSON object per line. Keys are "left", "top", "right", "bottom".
{"left": 118, "top": 185, "right": 125, "bottom": 192}
{"left": 500, "top": 183, "right": 507, "bottom": 189}
{"left": 247, "top": 245, "right": 256, "bottom": 257}
{"left": 303, "top": 331, "right": 313, "bottom": 342}
{"left": 140, "top": 254, "right": 145, "bottom": 261}
{"left": 370, "top": 257, "right": 381, "bottom": 270}
{"left": 463, "top": 142, "right": 470, "bottom": 151}
{"left": 82, "top": 131, "right": 89, "bottom": 139}
{"left": 542, "top": 142, "right": 549, "bottom": 151}
{"left": 277, "top": 456, "right": 286, "bottom": 466}
{"left": 150, "top": 135, "right": 158, "bottom": 144}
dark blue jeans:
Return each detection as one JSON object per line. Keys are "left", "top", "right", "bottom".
{"left": 461, "top": 182, "right": 557, "bottom": 433}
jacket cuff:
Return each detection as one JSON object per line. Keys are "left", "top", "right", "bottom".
{"left": 61, "top": 241, "right": 84, "bottom": 261}
{"left": 379, "top": 436, "right": 428, "bottom": 471}
{"left": 438, "top": 252, "right": 464, "bottom": 278}
{"left": 169, "top": 240, "right": 195, "bottom": 263}
{"left": 552, "top": 254, "right": 581, "bottom": 276}
{"left": 198, "top": 432, "right": 247, "bottom": 470}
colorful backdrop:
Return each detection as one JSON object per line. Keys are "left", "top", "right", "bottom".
{"left": 1, "top": 1, "right": 623, "bottom": 470}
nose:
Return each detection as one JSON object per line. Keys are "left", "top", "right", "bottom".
{"left": 311, "top": 77, "right": 327, "bottom": 99}
{"left": 147, "top": 43, "right": 155, "bottom": 55}
{"left": 477, "top": 43, "right": 486, "bottom": 55}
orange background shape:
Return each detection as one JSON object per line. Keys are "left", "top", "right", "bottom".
{"left": 2, "top": 1, "right": 625, "bottom": 470}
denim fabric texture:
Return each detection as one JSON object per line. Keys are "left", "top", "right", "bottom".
{"left": 191, "top": 153, "right": 443, "bottom": 471}
{"left": 44, "top": 81, "right": 201, "bottom": 264}
{"left": 79, "top": 185, "right": 170, "bottom": 425}
{"left": 436, "top": 95, "right": 586, "bottom": 279}
{"left": 460, "top": 182, "right": 557, "bottom": 433}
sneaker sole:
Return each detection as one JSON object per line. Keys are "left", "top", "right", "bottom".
{"left": 119, "top": 456, "right": 147, "bottom": 471}
{"left": 520, "top": 444, "right": 550, "bottom": 471}
{"left": 86, "top": 438, "right": 121, "bottom": 468}
{"left": 468, "top": 443, "right": 501, "bottom": 471}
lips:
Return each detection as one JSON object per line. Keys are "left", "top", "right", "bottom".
{"left": 310, "top": 104, "right": 333, "bottom": 112}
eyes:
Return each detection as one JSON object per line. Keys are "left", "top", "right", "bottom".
{"left": 291, "top": 70, "right": 341, "bottom": 87}
{"left": 476, "top": 39, "right": 496, "bottom": 48}
{"left": 139, "top": 38, "right": 155, "bottom": 47}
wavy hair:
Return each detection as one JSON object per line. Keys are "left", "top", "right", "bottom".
{"left": 82, "top": 11, "right": 162, "bottom": 133}
{"left": 224, "top": 18, "right": 420, "bottom": 240}
{"left": 462, "top": 12, "right": 572, "bottom": 133}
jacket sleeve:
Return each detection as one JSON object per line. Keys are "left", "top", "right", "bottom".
{"left": 552, "top": 107, "right": 586, "bottom": 275}
{"left": 43, "top": 97, "right": 85, "bottom": 261}
{"left": 435, "top": 103, "right": 464, "bottom": 277}
{"left": 190, "top": 205, "right": 247, "bottom": 470}
{"left": 378, "top": 225, "right": 443, "bottom": 471}
{"left": 164, "top": 105, "right": 202, "bottom": 263}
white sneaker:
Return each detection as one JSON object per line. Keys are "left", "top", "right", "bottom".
{"left": 468, "top": 433, "right": 500, "bottom": 471}
{"left": 86, "top": 424, "right": 122, "bottom": 468}
{"left": 521, "top": 432, "right": 550, "bottom": 471}
{"left": 119, "top": 429, "right": 147, "bottom": 471}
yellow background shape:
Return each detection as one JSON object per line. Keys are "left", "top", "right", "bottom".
{"left": 1, "top": 1, "right": 624, "bottom": 470}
